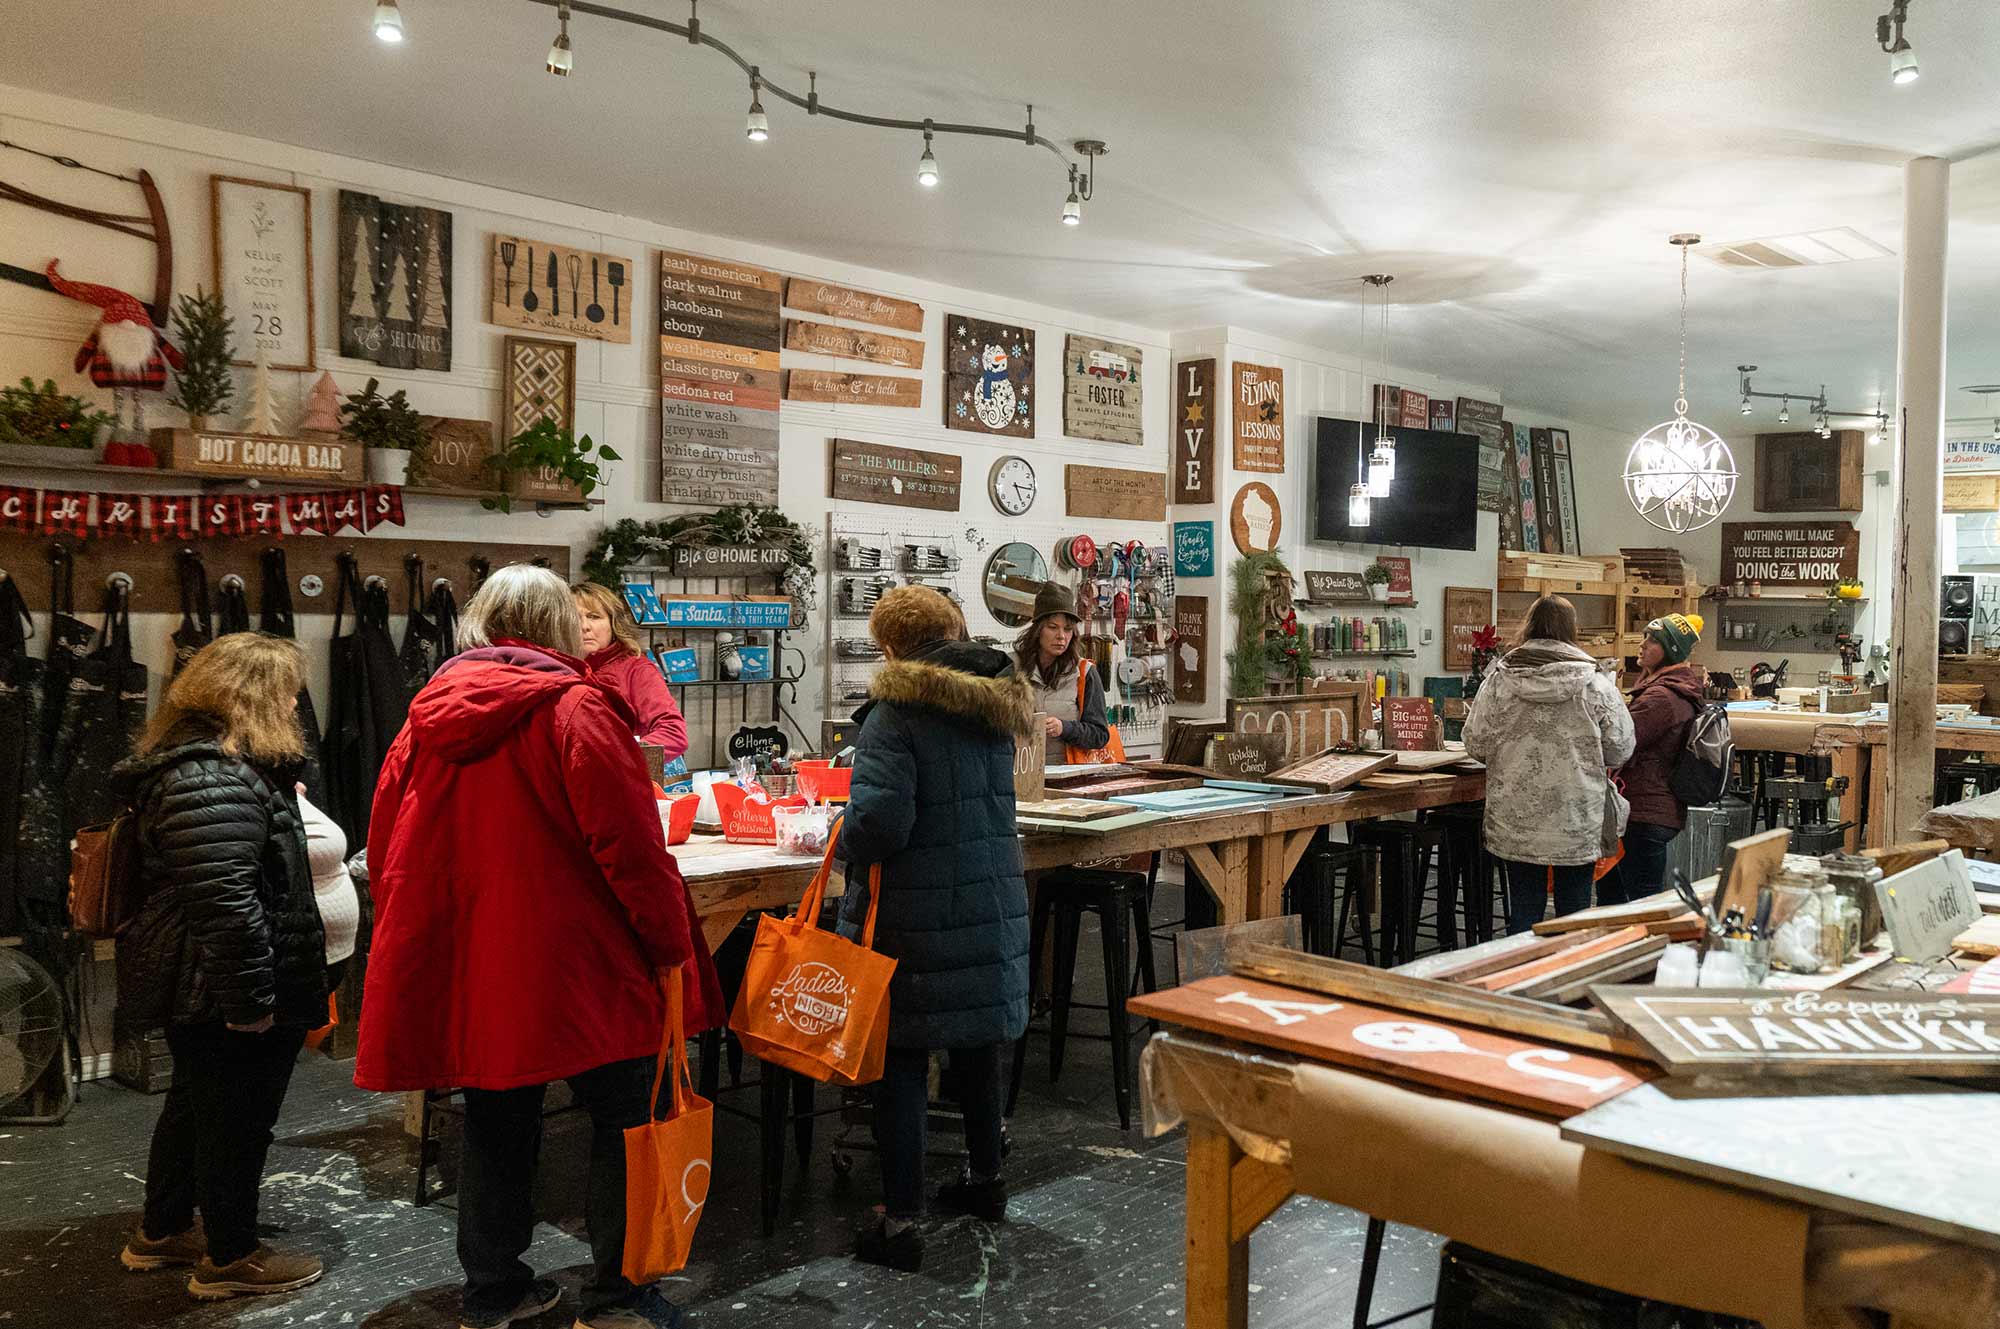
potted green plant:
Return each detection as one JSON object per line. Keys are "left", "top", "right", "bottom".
{"left": 485, "top": 418, "right": 620, "bottom": 514}
{"left": 165, "top": 288, "right": 234, "bottom": 431}
{"left": 0, "top": 377, "right": 115, "bottom": 462}
{"left": 339, "top": 377, "right": 429, "bottom": 485}
{"left": 1364, "top": 561, "right": 1393, "bottom": 602}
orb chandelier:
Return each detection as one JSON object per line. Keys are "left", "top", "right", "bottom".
{"left": 1623, "top": 234, "right": 1737, "bottom": 534}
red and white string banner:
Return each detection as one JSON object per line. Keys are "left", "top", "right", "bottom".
{"left": 0, "top": 484, "right": 406, "bottom": 540}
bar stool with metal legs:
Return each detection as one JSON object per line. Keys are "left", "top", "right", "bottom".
{"left": 1350, "top": 819, "right": 1455, "bottom": 965}
{"left": 1420, "top": 802, "right": 1498, "bottom": 945}
{"left": 1285, "top": 835, "right": 1376, "bottom": 959}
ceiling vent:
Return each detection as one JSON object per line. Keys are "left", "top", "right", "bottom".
{"left": 1697, "top": 227, "right": 1895, "bottom": 271}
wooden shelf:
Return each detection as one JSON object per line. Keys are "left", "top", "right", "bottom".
{"left": 1297, "top": 599, "right": 1419, "bottom": 609}
{"left": 1500, "top": 577, "right": 1619, "bottom": 597}
{"left": 1312, "top": 650, "right": 1417, "bottom": 659}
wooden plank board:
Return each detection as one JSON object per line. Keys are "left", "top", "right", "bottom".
{"left": 1064, "top": 463, "right": 1167, "bottom": 522}
{"left": 1229, "top": 362, "right": 1285, "bottom": 473}
{"left": 1227, "top": 942, "right": 1646, "bottom": 1058}
{"left": 1561, "top": 1079, "right": 2000, "bottom": 1254}
{"left": 1954, "top": 914, "right": 2000, "bottom": 958}
{"left": 1128, "top": 975, "right": 1650, "bottom": 1118}
{"left": 1512, "top": 937, "right": 1668, "bottom": 1000}
{"left": 784, "top": 317, "right": 924, "bottom": 368}
{"left": 1590, "top": 987, "right": 2000, "bottom": 1078}
{"left": 828, "top": 437, "right": 962, "bottom": 511}
{"left": 781, "top": 277, "right": 923, "bottom": 332}
{"left": 1050, "top": 774, "right": 1205, "bottom": 800}
{"left": 490, "top": 233, "right": 636, "bottom": 343}
{"left": 1532, "top": 881, "right": 1717, "bottom": 936}
{"left": 1468, "top": 925, "right": 1653, "bottom": 992}
{"left": 1062, "top": 333, "right": 1144, "bottom": 446}
{"left": 1401, "top": 928, "right": 1616, "bottom": 985}
{"left": 1110, "top": 786, "right": 1276, "bottom": 815}
{"left": 1014, "top": 798, "right": 1126, "bottom": 822}
{"left": 1264, "top": 749, "right": 1394, "bottom": 793}
{"left": 782, "top": 368, "right": 921, "bottom": 408}
{"left": 1017, "top": 807, "right": 1173, "bottom": 836}
{"left": 1716, "top": 827, "right": 1795, "bottom": 918}
{"left": 1537, "top": 949, "right": 1673, "bottom": 1007}
{"left": 1386, "top": 747, "right": 1471, "bottom": 771}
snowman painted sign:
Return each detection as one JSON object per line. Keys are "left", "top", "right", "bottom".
{"left": 945, "top": 313, "right": 1035, "bottom": 439}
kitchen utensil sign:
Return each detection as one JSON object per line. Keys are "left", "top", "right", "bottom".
{"left": 489, "top": 234, "right": 635, "bottom": 343}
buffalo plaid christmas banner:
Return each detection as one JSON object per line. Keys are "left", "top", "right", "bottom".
{"left": 0, "top": 483, "right": 404, "bottom": 540}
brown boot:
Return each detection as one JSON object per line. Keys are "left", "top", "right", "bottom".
{"left": 120, "top": 1220, "right": 206, "bottom": 1271}
{"left": 185, "top": 1245, "right": 324, "bottom": 1301}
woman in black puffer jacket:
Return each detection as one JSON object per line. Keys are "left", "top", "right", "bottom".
{"left": 113, "top": 633, "right": 328, "bottom": 1303}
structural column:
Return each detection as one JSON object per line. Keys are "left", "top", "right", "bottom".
{"left": 1886, "top": 156, "right": 1949, "bottom": 842}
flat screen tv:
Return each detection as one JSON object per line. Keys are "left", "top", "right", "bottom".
{"left": 1311, "top": 416, "right": 1481, "bottom": 550}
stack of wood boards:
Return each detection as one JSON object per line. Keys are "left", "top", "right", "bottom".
{"left": 1498, "top": 550, "right": 1614, "bottom": 584}
{"left": 1620, "top": 547, "right": 1695, "bottom": 585}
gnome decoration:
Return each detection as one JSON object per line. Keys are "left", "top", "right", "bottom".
{"left": 44, "top": 259, "right": 181, "bottom": 462}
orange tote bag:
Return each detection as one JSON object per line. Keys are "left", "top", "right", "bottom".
{"left": 728, "top": 824, "right": 896, "bottom": 1087}
{"left": 622, "top": 969, "right": 714, "bottom": 1283}
{"left": 1062, "top": 662, "right": 1127, "bottom": 764}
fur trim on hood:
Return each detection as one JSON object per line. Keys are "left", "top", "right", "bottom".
{"left": 869, "top": 658, "right": 1037, "bottom": 738}
{"left": 1494, "top": 638, "right": 1612, "bottom": 705}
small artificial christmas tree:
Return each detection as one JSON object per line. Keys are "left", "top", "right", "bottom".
{"left": 298, "top": 371, "right": 342, "bottom": 435}
{"left": 347, "top": 214, "right": 376, "bottom": 319}
{"left": 243, "top": 349, "right": 283, "bottom": 436}
{"left": 419, "top": 226, "right": 448, "bottom": 330}
{"left": 166, "top": 288, "right": 234, "bottom": 427}
{"left": 383, "top": 250, "right": 414, "bottom": 323}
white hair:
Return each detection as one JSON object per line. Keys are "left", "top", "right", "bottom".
{"left": 456, "top": 564, "right": 583, "bottom": 657}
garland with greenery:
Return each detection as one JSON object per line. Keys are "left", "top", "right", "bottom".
{"left": 0, "top": 377, "right": 115, "bottom": 450}
{"left": 582, "top": 504, "right": 817, "bottom": 604}
{"left": 1227, "top": 551, "right": 1303, "bottom": 697}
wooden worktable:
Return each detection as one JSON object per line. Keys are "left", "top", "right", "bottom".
{"left": 676, "top": 772, "right": 1487, "bottom": 947}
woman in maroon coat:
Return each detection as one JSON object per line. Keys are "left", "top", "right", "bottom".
{"left": 1603, "top": 612, "right": 1707, "bottom": 905}
{"left": 572, "top": 581, "right": 688, "bottom": 760}
{"left": 358, "top": 565, "right": 721, "bottom": 1329}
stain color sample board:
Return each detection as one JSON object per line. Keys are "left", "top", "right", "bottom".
{"left": 1129, "top": 976, "right": 1650, "bottom": 1118}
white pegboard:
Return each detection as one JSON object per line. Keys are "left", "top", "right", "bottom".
{"left": 822, "top": 509, "right": 1173, "bottom": 752}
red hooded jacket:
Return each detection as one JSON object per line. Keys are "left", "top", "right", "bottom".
{"left": 586, "top": 644, "right": 688, "bottom": 759}
{"left": 1618, "top": 663, "right": 1706, "bottom": 830}
{"left": 355, "top": 641, "right": 722, "bottom": 1092}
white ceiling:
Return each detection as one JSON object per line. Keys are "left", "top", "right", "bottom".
{"left": 9, "top": 0, "right": 2000, "bottom": 435}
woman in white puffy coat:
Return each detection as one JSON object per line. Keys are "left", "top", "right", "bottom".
{"left": 1462, "top": 595, "right": 1635, "bottom": 933}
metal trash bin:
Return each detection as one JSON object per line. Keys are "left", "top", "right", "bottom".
{"left": 1664, "top": 795, "right": 1753, "bottom": 884}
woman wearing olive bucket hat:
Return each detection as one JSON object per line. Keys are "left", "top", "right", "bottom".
{"left": 1602, "top": 611, "right": 1707, "bottom": 904}
{"left": 1011, "top": 582, "right": 1110, "bottom": 764}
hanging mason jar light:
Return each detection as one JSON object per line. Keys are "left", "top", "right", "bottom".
{"left": 1364, "top": 274, "right": 1395, "bottom": 497}
{"left": 1622, "top": 234, "right": 1737, "bottom": 533}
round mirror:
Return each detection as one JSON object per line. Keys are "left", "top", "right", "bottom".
{"left": 983, "top": 542, "right": 1051, "bottom": 627}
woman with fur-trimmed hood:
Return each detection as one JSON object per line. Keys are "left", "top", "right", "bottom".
{"left": 837, "top": 585, "right": 1035, "bottom": 1272}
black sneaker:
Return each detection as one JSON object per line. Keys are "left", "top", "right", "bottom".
{"left": 461, "top": 1276, "right": 562, "bottom": 1329}
{"left": 854, "top": 1220, "right": 924, "bottom": 1273}
{"left": 935, "top": 1173, "right": 1008, "bottom": 1222}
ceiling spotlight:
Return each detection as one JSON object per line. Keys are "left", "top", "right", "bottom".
{"left": 1740, "top": 393, "right": 1752, "bottom": 416}
{"left": 1061, "top": 168, "right": 1082, "bottom": 226}
{"left": 1992, "top": 417, "right": 2000, "bottom": 442}
{"left": 745, "top": 73, "right": 768, "bottom": 142}
{"left": 546, "top": 1, "right": 573, "bottom": 75}
{"left": 1878, "top": 1, "right": 1918, "bottom": 84}
{"left": 1779, "top": 399, "right": 1790, "bottom": 425}
{"left": 917, "top": 124, "right": 938, "bottom": 188}
{"left": 373, "top": 0, "right": 404, "bottom": 42}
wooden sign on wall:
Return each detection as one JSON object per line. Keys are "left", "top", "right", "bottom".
{"left": 1755, "top": 431, "right": 1864, "bottom": 513}
{"left": 782, "top": 369, "right": 921, "bottom": 409}
{"left": 1530, "top": 428, "right": 1566, "bottom": 555}
{"left": 1443, "top": 585, "right": 1494, "bottom": 670}
{"left": 1378, "top": 555, "right": 1414, "bottom": 604}
{"left": 1174, "top": 521, "right": 1215, "bottom": 577}
{"left": 1304, "top": 570, "right": 1367, "bottom": 603}
{"left": 212, "top": 176, "right": 315, "bottom": 370}
{"left": 1066, "top": 464, "right": 1166, "bottom": 521}
{"left": 1550, "top": 428, "right": 1582, "bottom": 554}
{"left": 781, "top": 277, "right": 923, "bottom": 332}
{"left": 786, "top": 318, "right": 924, "bottom": 368}
{"left": 829, "top": 437, "right": 962, "bottom": 511}
{"left": 1173, "top": 358, "right": 1217, "bottom": 503}
{"left": 1230, "top": 482, "right": 1282, "bottom": 554}
{"left": 1513, "top": 423, "right": 1543, "bottom": 553}
{"left": 658, "top": 248, "right": 783, "bottom": 506}
{"left": 337, "top": 188, "right": 452, "bottom": 372}
{"left": 1720, "top": 521, "right": 1860, "bottom": 587}
{"left": 1232, "top": 362, "right": 1285, "bottom": 472}
{"left": 1944, "top": 475, "right": 2000, "bottom": 513}
{"left": 1173, "top": 594, "right": 1208, "bottom": 703}
{"left": 419, "top": 416, "right": 496, "bottom": 493}
{"left": 1591, "top": 987, "right": 2000, "bottom": 1079}
{"left": 944, "top": 313, "right": 1034, "bottom": 437}
{"left": 501, "top": 335, "right": 575, "bottom": 437}
{"left": 666, "top": 543, "right": 791, "bottom": 580}
{"left": 1382, "top": 696, "right": 1442, "bottom": 751}
{"left": 1457, "top": 396, "right": 1508, "bottom": 514}
{"left": 1062, "top": 334, "right": 1143, "bottom": 445}
{"left": 490, "top": 234, "right": 636, "bottom": 343}
{"left": 1227, "top": 685, "right": 1365, "bottom": 761}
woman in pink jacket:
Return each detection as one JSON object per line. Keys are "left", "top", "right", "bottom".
{"left": 571, "top": 581, "right": 688, "bottom": 760}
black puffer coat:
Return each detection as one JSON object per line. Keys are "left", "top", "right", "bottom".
{"left": 837, "top": 640, "right": 1035, "bottom": 1049}
{"left": 113, "top": 729, "right": 327, "bottom": 1030}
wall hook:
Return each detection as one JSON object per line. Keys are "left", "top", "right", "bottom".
{"left": 105, "top": 571, "right": 133, "bottom": 591}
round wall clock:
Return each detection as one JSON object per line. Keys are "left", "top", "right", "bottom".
{"left": 989, "top": 455, "right": 1037, "bottom": 515}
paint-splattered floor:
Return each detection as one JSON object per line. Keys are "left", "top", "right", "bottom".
{"left": 0, "top": 892, "right": 1446, "bottom": 1329}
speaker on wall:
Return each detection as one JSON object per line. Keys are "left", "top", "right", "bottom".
{"left": 1943, "top": 574, "right": 1975, "bottom": 619}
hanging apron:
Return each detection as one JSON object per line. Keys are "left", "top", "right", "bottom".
{"left": 259, "top": 547, "right": 327, "bottom": 807}
{"left": 216, "top": 573, "right": 251, "bottom": 636}
{"left": 321, "top": 555, "right": 410, "bottom": 846}
{"left": 396, "top": 556, "right": 440, "bottom": 694}
{"left": 170, "top": 549, "right": 214, "bottom": 676}
{"left": 16, "top": 548, "right": 98, "bottom": 923}
{"left": 0, "top": 572, "right": 37, "bottom": 936}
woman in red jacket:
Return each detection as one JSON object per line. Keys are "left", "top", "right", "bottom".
{"left": 572, "top": 581, "right": 688, "bottom": 760}
{"left": 358, "top": 565, "right": 722, "bottom": 1329}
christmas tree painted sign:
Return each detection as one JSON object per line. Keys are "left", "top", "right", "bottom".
{"left": 945, "top": 313, "right": 1034, "bottom": 439}
{"left": 1062, "top": 333, "right": 1142, "bottom": 445}
{"left": 337, "top": 189, "right": 452, "bottom": 372}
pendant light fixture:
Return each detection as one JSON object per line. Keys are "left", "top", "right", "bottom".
{"left": 916, "top": 122, "right": 939, "bottom": 187}
{"left": 1061, "top": 166, "right": 1082, "bottom": 226}
{"left": 1621, "top": 234, "right": 1738, "bottom": 534}
{"left": 1363, "top": 274, "right": 1396, "bottom": 498}
{"left": 1347, "top": 279, "right": 1373, "bottom": 527}
{"left": 373, "top": 0, "right": 405, "bottom": 43}
{"left": 546, "top": 1, "right": 574, "bottom": 75}
{"left": 745, "top": 69, "right": 769, "bottom": 141}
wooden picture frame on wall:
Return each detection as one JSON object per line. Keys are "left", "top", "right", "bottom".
{"left": 211, "top": 175, "right": 315, "bottom": 371}
{"left": 1755, "top": 431, "right": 1865, "bottom": 513}
{"left": 1442, "top": 585, "right": 1494, "bottom": 671}
{"left": 500, "top": 334, "right": 576, "bottom": 440}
